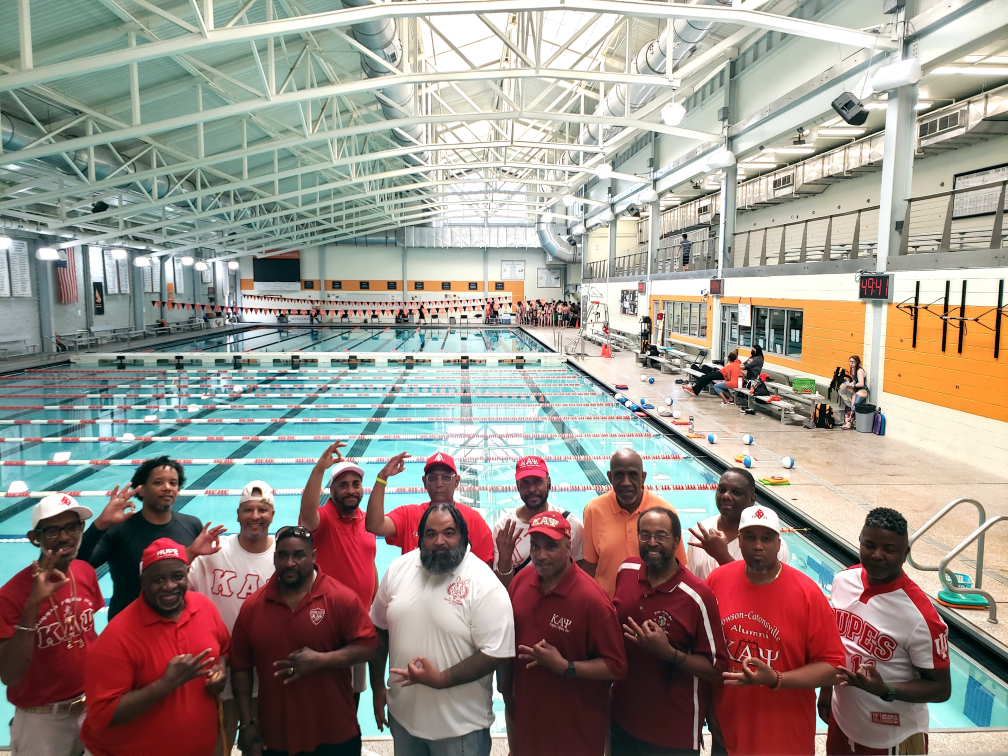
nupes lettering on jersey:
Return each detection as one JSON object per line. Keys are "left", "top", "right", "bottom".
{"left": 833, "top": 609, "right": 898, "bottom": 661}
{"left": 445, "top": 576, "right": 470, "bottom": 606}
{"left": 211, "top": 569, "right": 263, "bottom": 599}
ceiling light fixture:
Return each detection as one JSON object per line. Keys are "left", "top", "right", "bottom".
{"left": 228, "top": 261, "right": 241, "bottom": 270}
{"left": 572, "top": 223, "right": 586, "bottom": 235}
{"left": 599, "top": 209, "right": 615, "bottom": 223}
{"left": 595, "top": 163, "right": 613, "bottom": 179}
{"left": 816, "top": 127, "right": 866, "bottom": 137}
{"left": 133, "top": 256, "right": 152, "bottom": 268}
{"left": 639, "top": 187, "right": 658, "bottom": 204}
{"left": 761, "top": 146, "right": 816, "bottom": 155}
{"left": 36, "top": 247, "right": 60, "bottom": 261}
{"left": 180, "top": 256, "right": 195, "bottom": 266}
{"left": 194, "top": 261, "right": 209, "bottom": 271}
{"left": 541, "top": 211, "right": 554, "bottom": 223}
{"left": 562, "top": 194, "right": 577, "bottom": 207}
{"left": 661, "top": 101, "right": 686, "bottom": 126}
{"left": 110, "top": 248, "right": 128, "bottom": 260}
{"left": 0, "top": 236, "right": 11, "bottom": 250}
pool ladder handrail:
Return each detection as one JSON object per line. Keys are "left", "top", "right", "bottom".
{"left": 907, "top": 497, "right": 1002, "bottom": 624}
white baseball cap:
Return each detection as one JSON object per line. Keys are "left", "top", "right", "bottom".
{"left": 330, "top": 461, "right": 365, "bottom": 485}
{"left": 239, "top": 480, "right": 275, "bottom": 506}
{"left": 738, "top": 504, "right": 781, "bottom": 534}
{"left": 31, "top": 494, "right": 94, "bottom": 530}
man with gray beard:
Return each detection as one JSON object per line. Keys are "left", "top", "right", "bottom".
{"left": 369, "top": 504, "right": 515, "bottom": 756}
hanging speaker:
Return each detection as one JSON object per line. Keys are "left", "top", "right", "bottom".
{"left": 831, "top": 92, "right": 869, "bottom": 126}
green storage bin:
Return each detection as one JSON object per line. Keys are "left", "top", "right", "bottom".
{"left": 791, "top": 377, "right": 815, "bottom": 394}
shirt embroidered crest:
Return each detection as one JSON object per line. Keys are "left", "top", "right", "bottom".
{"left": 310, "top": 607, "right": 325, "bottom": 625}
{"left": 445, "top": 576, "right": 470, "bottom": 606}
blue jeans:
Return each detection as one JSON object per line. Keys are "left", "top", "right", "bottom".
{"left": 389, "top": 716, "right": 491, "bottom": 756}
{"left": 713, "top": 381, "right": 731, "bottom": 398}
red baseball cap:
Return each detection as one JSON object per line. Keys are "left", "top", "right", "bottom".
{"left": 424, "top": 452, "right": 457, "bottom": 475}
{"left": 515, "top": 456, "right": 549, "bottom": 481}
{"left": 527, "top": 511, "right": 571, "bottom": 541}
{"left": 139, "top": 538, "right": 188, "bottom": 574}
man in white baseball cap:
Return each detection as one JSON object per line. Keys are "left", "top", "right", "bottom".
{"left": 188, "top": 479, "right": 276, "bottom": 755}
{"left": 706, "top": 504, "right": 845, "bottom": 756}
{"left": 0, "top": 495, "right": 103, "bottom": 756}
{"left": 300, "top": 441, "right": 377, "bottom": 705}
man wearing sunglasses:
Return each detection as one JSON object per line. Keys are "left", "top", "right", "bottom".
{"left": 0, "top": 495, "right": 102, "bottom": 756}
{"left": 365, "top": 451, "right": 494, "bottom": 564}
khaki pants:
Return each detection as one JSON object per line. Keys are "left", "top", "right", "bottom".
{"left": 11, "top": 705, "right": 85, "bottom": 756}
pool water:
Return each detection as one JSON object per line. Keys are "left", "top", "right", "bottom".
{"left": 0, "top": 355, "right": 1005, "bottom": 743}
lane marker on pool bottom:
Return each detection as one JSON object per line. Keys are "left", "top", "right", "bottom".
{"left": 0, "top": 431, "right": 656, "bottom": 444}
{"left": 3, "top": 483, "right": 717, "bottom": 498}
{"left": 1, "top": 391, "right": 599, "bottom": 400}
{"left": 0, "top": 415, "right": 632, "bottom": 426}
{"left": 0, "top": 401, "right": 613, "bottom": 412}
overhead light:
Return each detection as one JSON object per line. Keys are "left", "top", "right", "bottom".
{"left": 36, "top": 247, "right": 60, "bottom": 261}
{"left": 194, "top": 261, "right": 209, "bottom": 271}
{"left": 572, "top": 223, "right": 586, "bottom": 235}
{"left": 932, "top": 66, "right": 1008, "bottom": 76}
{"left": 915, "top": 101, "right": 933, "bottom": 110}
{"left": 816, "top": 127, "right": 866, "bottom": 137}
{"left": 600, "top": 209, "right": 615, "bottom": 223}
{"left": 110, "top": 248, "right": 128, "bottom": 260}
{"left": 743, "top": 157, "right": 780, "bottom": 165}
{"left": 639, "top": 187, "right": 658, "bottom": 204}
{"left": 228, "top": 261, "right": 241, "bottom": 270}
{"left": 133, "top": 256, "right": 152, "bottom": 267}
{"left": 562, "top": 194, "right": 577, "bottom": 207}
{"left": 761, "top": 146, "right": 816, "bottom": 155}
{"left": 0, "top": 236, "right": 11, "bottom": 250}
{"left": 180, "top": 256, "right": 195, "bottom": 266}
{"left": 661, "top": 101, "right": 686, "bottom": 126}
{"left": 541, "top": 211, "right": 553, "bottom": 224}
{"left": 871, "top": 58, "right": 922, "bottom": 91}
{"left": 706, "top": 149, "right": 736, "bottom": 169}
{"left": 595, "top": 163, "right": 613, "bottom": 179}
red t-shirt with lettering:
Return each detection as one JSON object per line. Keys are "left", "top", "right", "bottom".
{"left": 303, "top": 503, "right": 377, "bottom": 609}
{"left": 386, "top": 502, "right": 494, "bottom": 563}
{"left": 706, "top": 561, "right": 845, "bottom": 756}
{"left": 0, "top": 560, "right": 103, "bottom": 707}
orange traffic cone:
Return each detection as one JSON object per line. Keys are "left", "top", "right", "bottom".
{"left": 601, "top": 343, "right": 612, "bottom": 358}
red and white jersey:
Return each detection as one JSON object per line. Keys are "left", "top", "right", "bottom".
{"left": 830, "top": 566, "right": 950, "bottom": 749}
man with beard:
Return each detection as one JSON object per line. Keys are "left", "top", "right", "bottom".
{"left": 687, "top": 469, "right": 790, "bottom": 581}
{"left": 188, "top": 480, "right": 277, "bottom": 756}
{"left": 81, "top": 539, "right": 229, "bottom": 756}
{"left": 820, "top": 508, "right": 950, "bottom": 756}
{"left": 581, "top": 449, "right": 687, "bottom": 597}
{"left": 231, "top": 526, "right": 378, "bottom": 756}
{"left": 502, "top": 512, "right": 626, "bottom": 755}
{"left": 611, "top": 507, "right": 728, "bottom": 755}
{"left": 78, "top": 457, "right": 226, "bottom": 618}
{"left": 301, "top": 442, "right": 379, "bottom": 705}
{"left": 0, "top": 495, "right": 102, "bottom": 756}
{"left": 365, "top": 451, "right": 494, "bottom": 563}
{"left": 369, "top": 504, "right": 514, "bottom": 755}
{"left": 706, "top": 505, "right": 844, "bottom": 756}
{"left": 491, "top": 456, "right": 586, "bottom": 586}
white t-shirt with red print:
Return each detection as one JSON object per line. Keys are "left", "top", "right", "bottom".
{"left": 830, "top": 566, "right": 950, "bottom": 748}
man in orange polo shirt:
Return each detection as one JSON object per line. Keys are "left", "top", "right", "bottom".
{"left": 581, "top": 449, "right": 686, "bottom": 597}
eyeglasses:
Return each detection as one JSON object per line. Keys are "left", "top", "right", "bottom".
{"left": 37, "top": 520, "right": 85, "bottom": 540}
{"left": 276, "top": 525, "right": 313, "bottom": 541}
{"left": 424, "top": 474, "right": 455, "bottom": 483}
{"left": 638, "top": 531, "right": 673, "bottom": 544}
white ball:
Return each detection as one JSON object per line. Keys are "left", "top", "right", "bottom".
{"left": 782, "top": 456, "right": 795, "bottom": 469}
{"left": 614, "top": 393, "right": 624, "bottom": 401}
{"left": 665, "top": 397, "right": 673, "bottom": 405}
{"left": 672, "top": 409, "right": 682, "bottom": 419}
{"left": 707, "top": 433, "right": 718, "bottom": 444}
{"left": 121, "top": 432, "right": 136, "bottom": 442}
{"left": 640, "top": 374, "right": 648, "bottom": 382}
{"left": 742, "top": 434, "right": 754, "bottom": 445}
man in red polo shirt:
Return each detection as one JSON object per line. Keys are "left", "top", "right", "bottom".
{"left": 231, "top": 526, "right": 378, "bottom": 756}
{"left": 611, "top": 507, "right": 729, "bottom": 755}
{"left": 81, "top": 538, "right": 229, "bottom": 756}
{"left": 365, "top": 450, "right": 494, "bottom": 563}
{"left": 0, "top": 494, "right": 102, "bottom": 756}
{"left": 502, "top": 511, "right": 626, "bottom": 755}
{"left": 301, "top": 441, "right": 379, "bottom": 704}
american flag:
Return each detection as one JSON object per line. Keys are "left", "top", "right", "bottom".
{"left": 56, "top": 246, "right": 78, "bottom": 304}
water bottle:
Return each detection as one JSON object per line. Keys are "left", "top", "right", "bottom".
{"left": 688, "top": 416, "right": 695, "bottom": 434}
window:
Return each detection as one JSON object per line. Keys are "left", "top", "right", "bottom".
{"left": 387, "top": 281, "right": 398, "bottom": 290}
{"left": 699, "top": 305, "right": 707, "bottom": 339}
{"left": 754, "top": 308, "right": 768, "bottom": 349}
{"left": 769, "top": 308, "right": 786, "bottom": 354}
{"left": 689, "top": 303, "right": 699, "bottom": 337}
{"left": 787, "top": 311, "right": 803, "bottom": 356}
{"left": 360, "top": 281, "right": 370, "bottom": 290}
{"left": 745, "top": 306, "right": 803, "bottom": 359}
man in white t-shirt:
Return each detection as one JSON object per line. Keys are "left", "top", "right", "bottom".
{"left": 370, "top": 503, "right": 515, "bottom": 756}
{"left": 686, "top": 468, "right": 789, "bottom": 580}
{"left": 187, "top": 479, "right": 276, "bottom": 756}
{"left": 820, "top": 508, "right": 951, "bottom": 755}
{"left": 491, "top": 456, "right": 586, "bottom": 586}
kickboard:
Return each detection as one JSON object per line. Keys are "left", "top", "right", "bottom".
{"left": 686, "top": 432, "right": 704, "bottom": 438}
{"left": 658, "top": 410, "right": 674, "bottom": 417}
{"left": 633, "top": 410, "right": 649, "bottom": 417}
{"left": 672, "top": 420, "right": 689, "bottom": 426}
{"left": 759, "top": 477, "right": 790, "bottom": 486}
{"left": 615, "top": 384, "right": 629, "bottom": 390}
{"left": 640, "top": 403, "right": 655, "bottom": 409}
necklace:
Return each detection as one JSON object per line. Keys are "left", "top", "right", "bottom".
{"left": 48, "top": 569, "right": 84, "bottom": 650}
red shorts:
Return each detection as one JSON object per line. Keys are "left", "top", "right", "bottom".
{"left": 826, "top": 712, "right": 928, "bottom": 755}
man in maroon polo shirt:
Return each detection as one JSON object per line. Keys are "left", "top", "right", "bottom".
{"left": 301, "top": 441, "right": 379, "bottom": 704}
{"left": 365, "top": 450, "right": 494, "bottom": 563}
{"left": 231, "top": 525, "right": 378, "bottom": 756}
{"left": 80, "top": 538, "right": 229, "bottom": 756}
{"left": 611, "top": 507, "right": 729, "bottom": 756}
{"left": 502, "top": 511, "right": 627, "bottom": 756}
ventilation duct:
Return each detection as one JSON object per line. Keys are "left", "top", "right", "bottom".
{"left": 342, "top": 0, "right": 428, "bottom": 167}
{"left": 536, "top": 219, "right": 576, "bottom": 263}
{"left": 575, "top": 0, "right": 731, "bottom": 158}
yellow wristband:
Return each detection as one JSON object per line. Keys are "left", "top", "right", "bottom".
{"left": 375, "top": 477, "right": 387, "bottom": 486}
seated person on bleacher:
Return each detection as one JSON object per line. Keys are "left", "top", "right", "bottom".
{"left": 839, "top": 355, "right": 870, "bottom": 430}
{"left": 712, "top": 352, "right": 743, "bottom": 405}
{"left": 684, "top": 351, "right": 740, "bottom": 402}
{"left": 742, "top": 344, "right": 764, "bottom": 383}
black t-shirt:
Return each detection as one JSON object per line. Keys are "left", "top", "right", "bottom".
{"left": 79, "top": 511, "right": 203, "bottom": 618}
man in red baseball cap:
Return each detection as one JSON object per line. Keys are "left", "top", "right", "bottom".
{"left": 365, "top": 450, "right": 494, "bottom": 563}
{"left": 492, "top": 456, "right": 586, "bottom": 587}
{"left": 502, "top": 511, "right": 626, "bottom": 755}
{"left": 80, "top": 538, "right": 229, "bottom": 756}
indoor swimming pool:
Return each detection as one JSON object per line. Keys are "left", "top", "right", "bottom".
{"left": 0, "top": 348, "right": 1005, "bottom": 741}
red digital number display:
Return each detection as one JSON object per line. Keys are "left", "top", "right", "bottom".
{"left": 859, "top": 274, "right": 890, "bottom": 300}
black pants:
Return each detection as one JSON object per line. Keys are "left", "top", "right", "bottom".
{"left": 690, "top": 369, "right": 724, "bottom": 395}
{"left": 263, "top": 734, "right": 362, "bottom": 756}
{"left": 610, "top": 720, "right": 699, "bottom": 756}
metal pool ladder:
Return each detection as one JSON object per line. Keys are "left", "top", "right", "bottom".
{"left": 908, "top": 497, "right": 1006, "bottom": 624}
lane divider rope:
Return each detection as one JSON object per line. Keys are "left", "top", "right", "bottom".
{"left": 0, "top": 431, "right": 657, "bottom": 443}
{"left": 0, "top": 415, "right": 632, "bottom": 426}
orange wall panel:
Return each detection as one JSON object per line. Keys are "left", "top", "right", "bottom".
{"left": 240, "top": 278, "right": 254, "bottom": 291}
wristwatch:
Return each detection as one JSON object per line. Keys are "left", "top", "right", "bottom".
{"left": 880, "top": 684, "right": 896, "bottom": 702}
{"left": 564, "top": 660, "right": 576, "bottom": 678}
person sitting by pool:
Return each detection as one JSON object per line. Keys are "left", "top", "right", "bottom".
{"left": 77, "top": 457, "right": 225, "bottom": 619}
{"left": 683, "top": 351, "right": 740, "bottom": 401}
{"left": 839, "top": 355, "right": 869, "bottom": 429}
{"left": 365, "top": 451, "right": 495, "bottom": 564}
{"left": 712, "top": 352, "right": 743, "bottom": 405}
{"left": 742, "top": 344, "right": 764, "bottom": 383}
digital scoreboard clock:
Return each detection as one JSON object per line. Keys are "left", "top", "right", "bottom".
{"left": 858, "top": 273, "right": 893, "bottom": 301}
